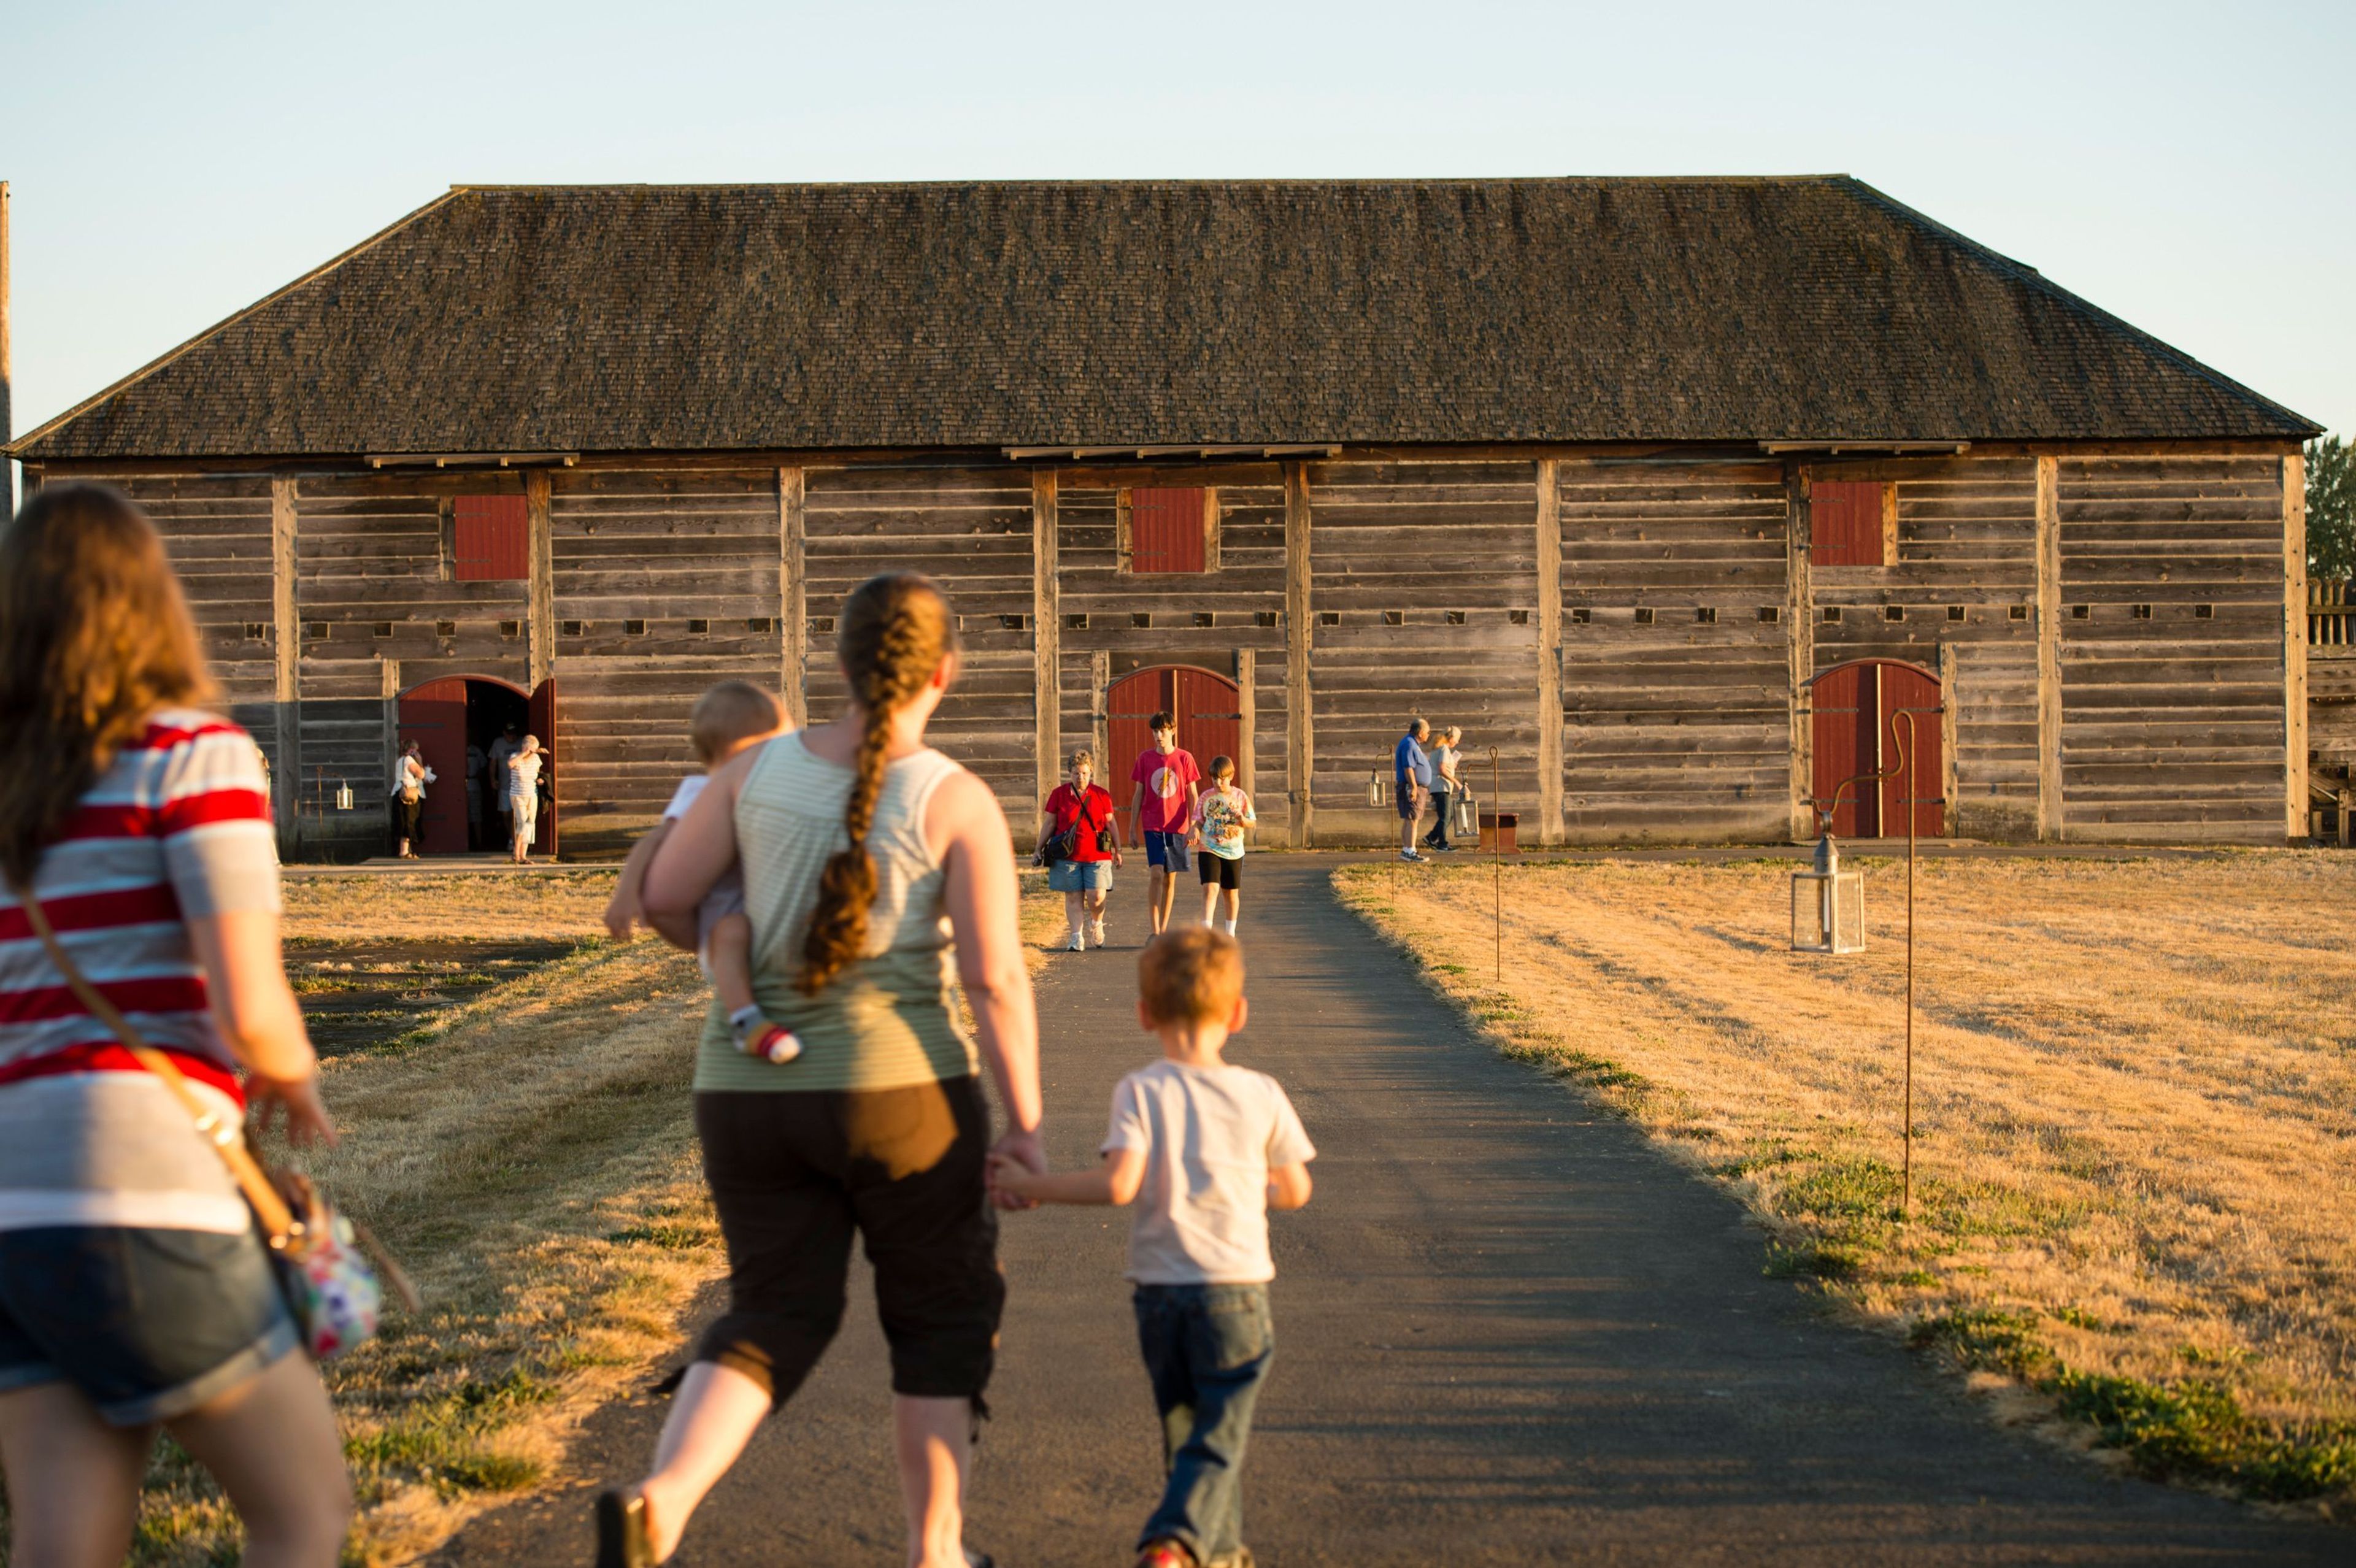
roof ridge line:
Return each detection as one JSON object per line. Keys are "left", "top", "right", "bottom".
{"left": 7, "top": 188, "right": 473, "bottom": 458}
{"left": 438, "top": 174, "right": 1860, "bottom": 193}
{"left": 1841, "top": 178, "right": 2320, "bottom": 434}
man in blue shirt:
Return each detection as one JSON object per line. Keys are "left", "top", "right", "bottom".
{"left": 1393, "top": 718, "right": 1433, "bottom": 862}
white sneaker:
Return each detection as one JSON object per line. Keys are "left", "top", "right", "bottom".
{"left": 1399, "top": 849, "right": 1425, "bottom": 862}
{"left": 1066, "top": 931, "right": 1084, "bottom": 951}
{"left": 1089, "top": 919, "right": 1107, "bottom": 947}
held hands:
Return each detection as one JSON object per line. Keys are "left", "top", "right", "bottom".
{"left": 248, "top": 1072, "right": 337, "bottom": 1148}
{"left": 602, "top": 888, "right": 645, "bottom": 941}
{"left": 986, "top": 1128, "right": 1047, "bottom": 1209}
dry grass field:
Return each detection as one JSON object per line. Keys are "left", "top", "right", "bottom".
{"left": 116, "top": 867, "right": 1061, "bottom": 1565}
{"left": 1336, "top": 853, "right": 2356, "bottom": 1511}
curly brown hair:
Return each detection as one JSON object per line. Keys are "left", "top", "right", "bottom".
{"left": 798, "top": 572, "right": 958, "bottom": 995}
{"left": 0, "top": 485, "right": 217, "bottom": 882}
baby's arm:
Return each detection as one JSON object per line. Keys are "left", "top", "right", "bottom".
{"left": 1268, "top": 1161, "right": 1313, "bottom": 1210}
{"left": 988, "top": 1147, "right": 1145, "bottom": 1207}
{"left": 604, "top": 820, "right": 674, "bottom": 939}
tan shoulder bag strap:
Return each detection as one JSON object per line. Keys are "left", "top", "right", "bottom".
{"left": 6, "top": 875, "right": 298, "bottom": 1242}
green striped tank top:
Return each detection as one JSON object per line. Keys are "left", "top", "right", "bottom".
{"left": 693, "top": 732, "right": 979, "bottom": 1093}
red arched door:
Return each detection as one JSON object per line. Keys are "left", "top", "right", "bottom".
{"left": 1106, "top": 666, "right": 1242, "bottom": 840}
{"left": 1811, "top": 659, "right": 1943, "bottom": 837}
{"left": 396, "top": 676, "right": 549, "bottom": 855}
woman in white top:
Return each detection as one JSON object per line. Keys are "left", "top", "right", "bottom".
{"left": 506, "top": 735, "right": 543, "bottom": 864}
{"left": 1423, "top": 726, "right": 1465, "bottom": 853}
{"left": 390, "top": 742, "right": 436, "bottom": 861}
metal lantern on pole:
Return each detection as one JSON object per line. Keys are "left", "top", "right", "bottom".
{"left": 334, "top": 778, "right": 355, "bottom": 812}
{"left": 1367, "top": 769, "right": 1384, "bottom": 808}
{"left": 1792, "top": 699, "right": 1942, "bottom": 1220}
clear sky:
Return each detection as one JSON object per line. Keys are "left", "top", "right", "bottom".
{"left": 5, "top": 0, "right": 2350, "bottom": 471}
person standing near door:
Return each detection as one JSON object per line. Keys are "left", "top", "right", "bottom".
{"left": 1129, "top": 712, "right": 1201, "bottom": 937}
{"left": 506, "top": 735, "right": 543, "bottom": 866}
{"left": 1394, "top": 718, "right": 1433, "bottom": 863}
{"left": 390, "top": 741, "right": 435, "bottom": 861}
{"left": 487, "top": 722, "right": 520, "bottom": 845}
{"left": 1422, "top": 726, "right": 1463, "bottom": 854}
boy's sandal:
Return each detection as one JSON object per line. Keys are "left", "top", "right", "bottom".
{"left": 595, "top": 1488, "right": 658, "bottom": 1568}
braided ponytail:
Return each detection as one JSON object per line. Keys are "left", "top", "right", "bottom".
{"left": 799, "top": 572, "right": 957, "bottom": 995}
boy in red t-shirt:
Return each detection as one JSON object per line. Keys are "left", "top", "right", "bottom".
{"left": 1130, "top": 711, "right": 1202, "bottom": 937}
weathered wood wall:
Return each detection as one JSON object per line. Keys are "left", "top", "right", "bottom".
{"left": 44, "top": 440, "right": 2304, "bottom": 858}
{"left": 2055, "top": 453, "right": 2285, "bottom": 844}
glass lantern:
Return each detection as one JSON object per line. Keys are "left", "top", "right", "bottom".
{"left": 334, "top": 780, "right": 355, "bottom": 812}
{"left": 1791, "top": 829, "right": 1865, "bottom": 953}
{"left": 1368, "top": 770, "right": 1384, "bottom": 807}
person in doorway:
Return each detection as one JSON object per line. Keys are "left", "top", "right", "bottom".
{"left": 605, "top": 681, "right": 799, "bottom": 1063}
{"left": 1130, "top": 713, "right": 1201, "bottom": 937}
{"left": 487, "top": 721, "right": 520, "bottom": 845}
{"left": 1192, "top": 755, "right": 1254, "bottom": 937}
{"left": 464, "top": 739, "right": 487, "bottom": 851}
{"left": 1394, "top": 718, "right": 1433, "bottom": 863}
{"left": 988, "top": 928, "right": 1313, "bottom": 1568}
{"left": 607, "top": 572, "right": 1044, "bottom": 1568}
{"left": 390, "top": 740, "right": 434, "bottom": 860}
{"left": 1422, "top": 726, "right": 1463, "bottom": 855}
{"left": 1041, "top": 748, "right": 1122, "bottom": 951}
{"left": 0, "top": 484, "right": 352, "bottom": 1567}
{"left": 506, "top": 734, "right": 543, "bottom": 865}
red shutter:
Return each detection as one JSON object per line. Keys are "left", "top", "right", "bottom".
{"left": 455, "top": 496, "right": 530, "bottom": 581}
{"left": 1811, "top": 481, "right": 1887, "bottom": 567}
{"left": 1131, "top": 488, "right": 1206, "bottom": 574}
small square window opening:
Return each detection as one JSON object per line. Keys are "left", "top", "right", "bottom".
{"left": 1317, "top": 611, "right": 1339, "bottom": 627}
{"left": 2010, "top": 604, "right": 2030, "bottom": 621}
{"left": 1193, "top": 612, "right": 1215, "bottom": 628}
{"left": 1633, "top": 607, "right": 1655, "bottom": 625}
{"left": 1947, "top": 605, "right": 1965, "bottom": 622}
{"left": 2071, "top": 604, "right": 2090, "bottom": 620}
{"left": 1569, "top": 606, "right": 1590, "bottom": 625}
{"left": 1133, "top": 612, "right": 1153, "bottom": 629}
{"left": 1254, "top": 611, "right": 1278, "bottom": 628}
{"left": 436, "top": 620, "right": 458, "bottom": 637}
{"left": 561, "top": 620, "right": 583, "bottom": 637}
{"left": 1758, "top": 607, "right": 1780, "bottom": 624}
{"left": 1822, "top": 607, "right": 1842, "bottom": 624}
{"left": 1884, "top": 605, "right": 1905, "bottom": 622}
{"left": 2131, "top": 604, "right": 2152, "bottom": 620}
{"left": 499, "top": 620, "right": 521, "bottom": 638}
{"left": 1508, "top": 609, "right": 1531, "bottom": 625}
{"left": 1383, "top": 610, "right": 1404, "bottom": 626}
{"left": 1696, "top": 607, "right": 1717, "bottom": 625}
{"left": 372, "top": 622, "right": 394, "bottom": 639}
{"left": 687, "top": 618, "right": 709, "bottom": 634}
{"left": 625, "top": 619, "right": 647, "bottom": 636}
{"left": 1065, "top": 613, "right": 1088, "bottom": 631}
{"left": 242, "top": 623, "right": 266, "bottom": 641}
{"left": 2195, "top": 604, "right": 2215, "bottom": 620}
{"left": 1444, "top": 610, "right": 1467, "bottom": 625}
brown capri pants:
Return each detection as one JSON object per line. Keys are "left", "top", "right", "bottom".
{"left": 692, "top": 1076, "right": 1003, "bottom": 1407}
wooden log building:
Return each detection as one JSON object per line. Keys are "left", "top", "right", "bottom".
{"left": 6, "top": 178, "right": 2321, "bottom": 856}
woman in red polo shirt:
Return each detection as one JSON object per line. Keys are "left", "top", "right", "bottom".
{"left": 1039, "top": 748, "right": 1124, "bottom": 950}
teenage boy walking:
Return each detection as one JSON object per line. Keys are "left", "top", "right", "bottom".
{"left": 991, "top": 928, "right": 1314, "bottom": 1568}
{"left": 1394, "top": 717, "right": 1433, "bottom": 862}
{"left": 1130, "top": 712, "right": 1202, "bottom": 936}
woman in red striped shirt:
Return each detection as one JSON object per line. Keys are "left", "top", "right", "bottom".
{"left": 0, "top": 486, "right": 352, "bottom": 1566}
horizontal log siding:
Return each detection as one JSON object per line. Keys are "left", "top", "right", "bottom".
{"left": 1812, "top": 456, "right": 2040, "bottom": 839}
{"left": 2057, "top": 454, "right": 2287, "bottom": 842}
{"left": 113, "top": 474, "right": 279, "bottom": 743}
{"left": 2309, "top": 647, "right": 2356, "bottom": 763}
{"left": 1307, "top": 461, "right": 1539, "bottom": 839}
{"left": 551, "top": 470, "right": 783, "bottom": 842}
{"left": 805, "top": 468, "right": 1036, "bottom": 816}
{"left": 1558, "top": 458, "right": 1787, "bottom": 842}
{"left": 1055, "top": 481, "right": 1292, "bottom": 835}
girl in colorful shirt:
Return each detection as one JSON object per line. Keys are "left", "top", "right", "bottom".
{"left": 1191, "top": 755, "right": 1255, "bottom": 936}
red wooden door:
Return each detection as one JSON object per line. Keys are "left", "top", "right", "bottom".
{"left": 527, "top": 678, "right": 558, "bottom": 857}
{"left": 1811, "top": 659, "right": 1942, "bottom": 838}
{"left": 1106, "top": 666, "right": 1241, "bottom": 840}
{"left": 1130, "top": 488, "right": 1207, "bottom": 574}
{"left": 396, "top": 679, "right": 471, "bottom": 855}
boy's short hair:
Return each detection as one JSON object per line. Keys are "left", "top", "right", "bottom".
{"left": 690, "top": 680, "right": 785, "bottom": 764}
{"left": 1138, "top": 928, "right": 1244, "bottom": 1026}
{"left": 1149, "top": 710, "right": 1175, "bottom": 733}
{"left": 1207, "top": 753, "right": 1234, "bottom": 780}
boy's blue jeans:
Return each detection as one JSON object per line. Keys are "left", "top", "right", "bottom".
{"left": 1132, "top": 1282, "right": 1274, "bottom": 1563}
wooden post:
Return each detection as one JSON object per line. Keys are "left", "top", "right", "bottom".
{"left": 1785, "top": 462, "right": 1815, "bottom": 840}
{"left": 779, "top": 466, "right": 807, "bottom": 725}
{"left": 1235, "top": 648, "right": 1258, "bottom": 793}
{"left": 1032, "top": 469, "right": 1061, "bottom": 815}
{"left": 380, "top": 658, "right": 402, "bottom": 850}
{"left": 1534, "top": 458, "right": 1563, "bottom": 845}
{"left": 1938, "top": 640, "right": 1959, "bottom": 836}
{"left": 1284, "top": 461, "right": 1315, "bottom": 847}
{"left": 525, "top": 469, "right": 555, "bottom": 691}
{"left": 2036, "top": 455, "right": 2063, "bottom": 841}
{"left": 1090, "top": 650, "right": 1111, "bottom": 788}
{"left": 271, "top": 477, "right": 301, "bottom": 856}
{"left": 2285, "top": 452, "right": 2309, "bottom": 843}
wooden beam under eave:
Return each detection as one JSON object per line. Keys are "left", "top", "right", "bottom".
{"left": 271, "top": 477, "right": 301, "bottom": 856}
{"left": 1785, "top": 462, "right": 1815, "bottom": 841}
{"left": 525, "top": 469, "right": 555, "bottom": 691}
{"left": 1032, "top": 470, "right": 1061, "bottom": 820}
{"left": 2035, "top": 455, "right": 2063, "bottom": 841}
{"left": 780, "top": 466, "right": 807, "bottom": 726}
{"left": 1284, "top": 462, "right": 1315, "bottom": 848}
{"left": 1534, "top": 459, "right": 1564, "bottom": 845}
{"left": 2285, "top": 450, "right": 2309, "bottom": 842}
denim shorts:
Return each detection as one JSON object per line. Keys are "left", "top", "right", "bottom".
{"left": 1142, "top": 830, "right": 1191, "bottom": 870}
{"left": 0, "top": 1224, "right": 298, "bottom": 1425}
{"left": 1049, "top": 858, "right": 1114, "bottom": 893}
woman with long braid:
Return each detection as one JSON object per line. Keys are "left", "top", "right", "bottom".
{"left": 607, "top": 572, "right": 1045, "bottom": 1568}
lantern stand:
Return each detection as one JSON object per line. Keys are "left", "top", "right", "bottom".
{"left": 1488, "top": 745, "right": 1503, "bottom": 985}
{"left": 1795, "top": 703, "right": 1941, "bottom": 1220}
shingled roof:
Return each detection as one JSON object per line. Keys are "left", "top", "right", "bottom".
{"left": 13, "top": 177, "right": 2317, "bottom": 460}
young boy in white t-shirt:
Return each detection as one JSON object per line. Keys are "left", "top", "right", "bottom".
{"left": 990, "top": 928, "right": 1314, "bottom": 1568}
{"left": 604, "top": 680, "right": 799, "bottom": 1064}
